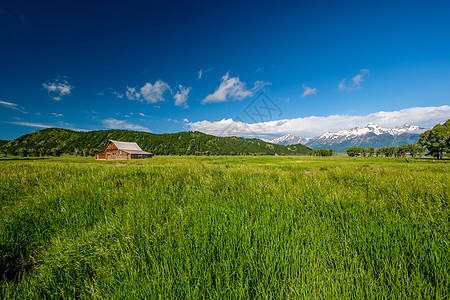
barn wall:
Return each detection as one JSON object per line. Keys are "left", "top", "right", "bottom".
{"left": 96, "top": 142, "right": 130, "bottom": 160}
{"left": 106, "top": 149, "right": 129, "bottom": 160}
{"left": 95, "top": 150, "right": 107, "bottom": 160}
{"left": 131, "top": 154, "right": 153, "bottom": 159}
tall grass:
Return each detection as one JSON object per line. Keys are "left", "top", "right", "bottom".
{"left": 0, "top": 156, "right": 448, "bottom": 298}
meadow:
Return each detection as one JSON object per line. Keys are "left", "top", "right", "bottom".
{"left": 0, "top": 156, "right": 448, "bottom": 299}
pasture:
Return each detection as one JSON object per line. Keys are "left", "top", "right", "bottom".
{"left": 0, "top": 156, "right": 448, "bottom": 298}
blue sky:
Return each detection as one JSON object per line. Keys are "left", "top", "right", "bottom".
{"left": 1, "top": 0, "right": 449, "bottom": 140}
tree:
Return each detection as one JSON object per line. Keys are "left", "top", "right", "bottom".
{"left": 52, "top": 148, "right": 62, "bottom": 157}
{"left": 404, "top": 144, "right": 423, "bottom": 158}
{"left": 347, "top": 147, "right": 362, "bottom": 157}
{"left": 375, "top": 148, "right": 382, "bottom": 157}
{"left": 28, "top": 148, "right": 36, "bottom": 157}
{"left": 368, "top": 147, "right": 375, "bottom": 157}
{"left": 361, "top": 147, "right": 367, "bottom": 157}
{"left": 376, "top": 147, "right": 391, "bottom": 157}
{"left": 88, "top": 148, "right": 96, "bottom": 156}
{"left": 38, "top": 148, "right": 46, "bottom": 157}
{"left": 418, "top": 119, "right": 450, "bottom": 159}
{"left": 391, "top": 146, "right": 399, "bottom": 157}
{"left": 18, "top": 148, "right": 28, "bottom": 157}
{"left": 398, "top": 145, "right": 408, "bottom": 157}
{"left": 309, "top": 149, "right": 334, "bottom": 157}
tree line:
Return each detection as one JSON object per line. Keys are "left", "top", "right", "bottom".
{"left": 12, "top": 147, "right": 101, "bottom": 158}
{"left": 308, "top": 149, "right": 335, "bottom": 157}
{"left": 346, "top": 144, "right": 423, "bottom": 157}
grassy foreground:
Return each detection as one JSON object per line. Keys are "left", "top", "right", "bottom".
{"left": 0, "top": 156, "right": 448, "bottom": 299}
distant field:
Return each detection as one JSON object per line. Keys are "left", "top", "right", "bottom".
{"left": 1, "top": 156, "right": 449, "bottom": 298}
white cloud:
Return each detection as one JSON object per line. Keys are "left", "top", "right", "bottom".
{"left": 56, "top": 121, "right": 87, "bottom": 132}
{"left": 114, "top": 92, "right": 124, "bottom": 99}
{"left": 253, "top": 80, "right": 271, "bottom": 91}
{"left": 254, "top": 67, "right": 263, "bottom": 73}
{"left": 197, "top": 67, "right": 213, "bottom": 80}
{"left": 9, "top": 121, "right": 52, "bottom": 128}
{"left": 9, "top": 120, "right": 87, "bottom": 131}
{"left": 167, "top": 118, "right": 181, "bottom": 124}
{"left": 338, "top": 79, "right": 346, "bottom": 91}
{"left": 42, "top": 78, "right": 73, "bottom": 100}
{"left": 202, "top": 72, "right": 270, "bottom": 103}
{"left": 301, "top": 84, "right": 318, "bottom": 98}
{"left": 174, "top": 85, "right": 191, "bottom": 108}
{"left": 51, "top": 113, "right": 63, "bottom": 117}
{"left": 339, "top": 69, "right": 370, "bottom": 92}
{"left": 102, "top": 118, "right": 151, "bottom": 132}
{"left": 18, "top": 13, "right": 30, "bottom": 29}
{"left": 140, "top": 80, "right": 171, "bottom": 103}
{"left": 126, "top": 81, "right": 171, "bottom": 104}
{"left": 98, "top": 88, "right": 123, "bottom": 99}
{"left": 0, "top": 100, "right": 26, "bottom": 113}
{"left": 125, "top": 87, "right": 140, "bottom": 100}
{"left": 188, "top": 105, "right": 450, "bottom": 139}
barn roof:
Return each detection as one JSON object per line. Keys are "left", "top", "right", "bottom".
{"left": 110, "top": 140, "right": 152, "bottom": 155}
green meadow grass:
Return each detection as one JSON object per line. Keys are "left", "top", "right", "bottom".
{"left": 0, "top": 156, "right": 448, "bottom": 299}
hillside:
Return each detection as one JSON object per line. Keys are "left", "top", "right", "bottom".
{"left": 0, "top": 140, "right": 9, "bottom": 148}
{"left": 0, "top": 128, "right": 311, "bottom": 156}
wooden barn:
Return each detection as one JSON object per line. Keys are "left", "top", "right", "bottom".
{"left": 95, "top": 140, "right": 153, "bottom": 160}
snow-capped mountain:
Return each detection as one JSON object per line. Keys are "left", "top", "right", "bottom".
{"left": 316, "top": 123, "right": 422, "bottom": 140}
{"left": 265, "top": 123, "right": 425, "bottom": 151}
{"left": 267, "top": 134, "right": 310, "bottom": 145}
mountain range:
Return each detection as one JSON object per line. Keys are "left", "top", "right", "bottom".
{"left": 263, "top": 123, "right": 424, "bottom": 151}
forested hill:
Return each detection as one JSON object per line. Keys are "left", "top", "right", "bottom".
{"left": 0, "top": 128, "right": 311, "bottom": 156}
{"left": 0, "top": 140, "right": 9, "bottom": 148}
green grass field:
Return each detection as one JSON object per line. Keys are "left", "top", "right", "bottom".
{"left": 1, "top": 156, "right": 449, "bottom": 299}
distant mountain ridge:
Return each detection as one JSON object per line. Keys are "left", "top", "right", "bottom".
{"left": 262, "top": 134, "right": 309, "bottom": 146}
{"left": 265, "top": 123, "right": 424, "bottom": 151}
{"left": 1, "top": 128, "right": 311, "bottom": 156}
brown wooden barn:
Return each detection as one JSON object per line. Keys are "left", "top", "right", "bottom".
{"left": 95, "top": 140, "right": 153, "bottom": 160}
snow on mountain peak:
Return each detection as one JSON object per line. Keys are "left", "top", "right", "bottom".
{"left": 268, "top": 134, "right": 309, "bottom": 145}
{"left": 397, "top": 123, "right": 421, "bottom": 131}
{"left": 264, "top": 123, "right": 424, "bottom": 146}
{"left": 335, "top": 123, "right": 422, "bottom": 138}
{"left": 366, "top": 123, "right": 381, "bottom": 128}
